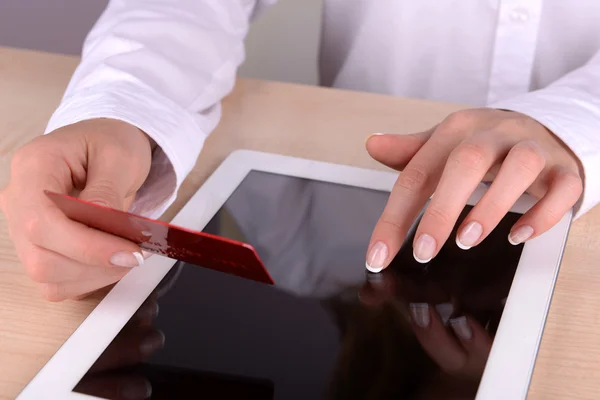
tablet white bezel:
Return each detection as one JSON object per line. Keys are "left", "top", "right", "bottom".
{"left": 16, "top": 149, "right": 571, "bottom": 400}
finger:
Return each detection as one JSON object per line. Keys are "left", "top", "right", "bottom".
{"left": 358, "top": 271, "right": 397, "bottom": 307}
{"left": 366, "top": 137, "right": 456, "bottom": 272}
{"left": 75, "top": 372, "right": 152, "bottom": 400}
{"left": 89, "top": 327, "right": 165, "bottom": 373}
{"left": 448, "top": 316, "right": 493, "bottom": 376}
{"left": 411, "top": 135, "right": 506, "bottom": 262}
{"left": 456, "top": 140, "right": 545, "bottom": 249}
{"left": 32, "top": 131, "right": 147, "bottom": 268}
{"left": 509, "top": 167, "right": 582, "bottom": 245}
{"left": 25, "top": 203, "right": 146, "bottom": 269}
{"left": 365, "top": 130, "right": 432, "bottom": 170}
{"left": 39, "top": 273, "right": 128, "bottom": 302}
{"left": 408, "top": 303, "right": 468, "bottom": 373}
{"left": 18, "top": 242, "right": 130, "bottom": 284}
{"left": 78, "top": 131, "right": 147, "bottom": 211}
{"left": 4, "top": 149, "right": 144, "bottom": 271}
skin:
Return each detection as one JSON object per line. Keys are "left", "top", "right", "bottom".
{"left": 0, "top": 108, "right": 585, "bottom": 301}
{"left": 365, "top": 108, "right": 584, "bottom": 269}
{"left": 0, "top": 118, "right": 154, "bottom": 301}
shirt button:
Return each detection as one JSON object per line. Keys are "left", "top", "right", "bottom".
{"left": 509, "top": 7, "right": 530, "bottom": 23}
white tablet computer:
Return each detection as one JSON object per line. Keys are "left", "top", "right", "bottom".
{"left": 17, "top": 149, "right": 571, "bottom": 400}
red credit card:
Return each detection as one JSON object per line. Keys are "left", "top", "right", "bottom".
{"left": 45, "top": 191, "right": 274, "bottom": 285}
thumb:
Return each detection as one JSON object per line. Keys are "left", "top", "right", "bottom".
{"left": 78, "top": 156, "right": 141, "bottom": 212}
{"left": 365, "top": 130, "right": 433, "bottom": 171}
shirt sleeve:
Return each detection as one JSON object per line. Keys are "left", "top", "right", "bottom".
{"left": 489, "top": 51, "right": 600, "bottom": 219}
{"left": 44, "top": 0, "right": 277, "bottom": 219}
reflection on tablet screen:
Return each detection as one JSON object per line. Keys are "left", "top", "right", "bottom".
{"left": 73, "top": 170, "right": 524, "bottom": 400}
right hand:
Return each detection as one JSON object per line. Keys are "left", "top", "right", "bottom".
{"left": 0, "top": 118, "right": 154, "bottom": 301}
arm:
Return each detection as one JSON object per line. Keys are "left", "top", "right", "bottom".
{"left": 45, "top": 0, "right": 277, "bottom": 218}
{"left": 489, "top": 50, "right": 600, "bottom": 217}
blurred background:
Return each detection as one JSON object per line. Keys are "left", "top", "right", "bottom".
{"left": 0, "top": 0, "right": 322, "bottom": 85}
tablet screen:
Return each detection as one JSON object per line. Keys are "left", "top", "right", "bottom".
{"left": 73, "top": 170, "right": 524, "bottom": 400}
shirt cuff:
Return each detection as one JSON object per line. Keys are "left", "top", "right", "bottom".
{"left": 45, "top": 81, "right": 207, "bottom": 219}
{"left": 489, "top": 86, "right": 600, "bottom": 219}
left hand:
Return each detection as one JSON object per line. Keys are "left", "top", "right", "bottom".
{"left": 365, "top": 108, "right": 583, "bottom": 270}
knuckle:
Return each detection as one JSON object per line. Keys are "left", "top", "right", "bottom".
{"left": 397, "top": 167, "right": 429, "bottom": 194}
{"left": 24, "top": 253, "right": 52, "bottom": 283}
{"left": 449, "top": 142, "right": 489, "bottom": 172}
{"left": 510, "top": 141, "right": 546, "bottom": 174}
{"left": 11, "top": 144, "right": 44, "bottom": 172}
{"left": 560, "top": 171, "right": 583, "bottom": 197}
{"left": 10, "top": 147, "right": 31, "bottom": 170}
{"left": 379, "top": 215, "right": 406, "bottom": 234}
{"left": 539, "top": 207, "right": 562, "bottom": 228}
{"left": 497, "top": 113, "right": 537, "bottom": 133}
{"left": 77, "top": 242, "right": 99, "bottom": 266}
{"left": 23, "top": 214, "right": 44, "bottom": 242}
{"left": 424, "top": 203, "right": 453, "bottom": 226}
{"left": 440, "top": 110, "right": 475, "bottom": 133}
{"left": 483, "top": 196, "right": 506, "bottom": 218}
{"left": 40, "top": 283, "right": 65, "bottom": 302}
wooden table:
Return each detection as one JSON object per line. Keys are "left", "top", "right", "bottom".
{"left": 1, "top": 46, "right": 600, "bottom": 399}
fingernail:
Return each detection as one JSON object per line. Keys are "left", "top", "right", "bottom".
{"left": 365, "top": 133, "right": 385, "bottom": 146}
{"left": 456, "top": 221, "right": 483, "bottom": 250}
{"left": 141, "top": 250, "right": 153, "bottom": 259}
{"left": 450, "top": 316, "right": 473, "bottom": 340}
{"left": 410, "top": 303, "right": 430, "bottom": 328}
{"left": 89, "top": 200, "right": 111, "bottom": 208}
{"left": 435, "top": 302, "right": 454, "bottom": 325}
{"left": 508, "top": 225, "right": 534, "bottom": 245}
{"left": 140, "top": 330, "right": 165, "bottom": 357}
{"left": 366, "top": 241, "right": 388, "bottom": 273}
{"left": 121, "top": 379, "right": 152, "bottom": 400}
{"left": 413, "top": 234, "right": 436, "bottom": 263}
{"left": 110, "top": 251, "right": 144, "bottom": 267}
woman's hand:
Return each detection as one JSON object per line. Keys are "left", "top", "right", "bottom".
{"left": 0, "top": 119, "right": 154, "bottom": 301}
{"left": 365, "top": 109, "right": 583, "bottom": 271}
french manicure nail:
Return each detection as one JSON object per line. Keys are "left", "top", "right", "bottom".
{"left": 110, "top": 251, "right": 144, "bottom": 267}
{"left": 456, "top": 221, "right": 483, "bottom": 250}
{"left": 121, "top": 379, "right": 152, "bottom": 400}
{"left": 140, "top": 330, "right": 165, "bottom": 357}
{"left": 366, "top": 241, "right": 388, "bottom": 273}
{"left": 508, "top": 225, "right": 534, "bottom": 245}
{"left": 141, "top": 250, "right": 153, "bottom": 259}
{"left": 450, "top": 316, "right": 473, "bottom": 340}
{"left": 413, "top": 234, "right": 436, "bottom": 263}
{"left": 410, "top": 303, "right": 431, "bottom": 328}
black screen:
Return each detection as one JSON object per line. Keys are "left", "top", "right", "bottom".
{"left": 72, "top": 170, "right": 523, "bottom": 400}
